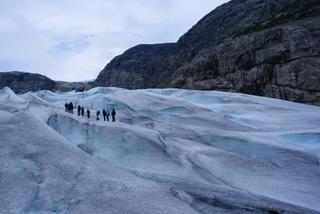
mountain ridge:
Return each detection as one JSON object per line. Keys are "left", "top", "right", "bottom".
{"left": 0, "top": 71, "right": 87, "bottom": 93}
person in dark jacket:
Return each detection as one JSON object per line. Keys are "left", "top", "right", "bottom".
{"left": 102, "top": 109, "right": 107, "bottom": 121}
{"left": 81, "top": 106, "right": 84, "bottom": 117}
{"left": 96, "top": 110, "right": 101, "bottom": 120}
{"left": 111, "top": 108, "right": 116, "bottom": 122}
{"left": 77, "top": 105, "right": 81, "bottom": 116}
{"left": 69, "top": 102, "right": 74, "bottom": 114}
{"left": 87, "top": 108, "right": 90, "bottom": 119}
{"left": 65, "top": 103, "right": 68, "bottom": 112}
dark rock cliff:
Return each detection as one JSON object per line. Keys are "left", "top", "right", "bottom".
{"left": 172, "top": 17, "right": 320, "bottom": 105}
{"left": 94, "top": 43, "right": 176, "bottom": 88}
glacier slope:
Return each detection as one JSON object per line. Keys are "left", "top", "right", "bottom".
{"left": 0, "top": 87, "right": 320, "bottom": 213}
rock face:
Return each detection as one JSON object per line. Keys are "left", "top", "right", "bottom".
{"left": 95, "top": 0, "right": 320, "bottom": 105}
{"left": 173, "top": 17, "right": 320, "bottom": 105}
{"left": 0, "top": 72, "right": 86, "bottom": 93}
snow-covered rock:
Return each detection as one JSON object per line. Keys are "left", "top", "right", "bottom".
{"left": 1, "top": 87, "right": 320, "bottom": 213}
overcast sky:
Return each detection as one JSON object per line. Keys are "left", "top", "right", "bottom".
{"left": 0, "top": 0, "right": 228, "bottom": 81}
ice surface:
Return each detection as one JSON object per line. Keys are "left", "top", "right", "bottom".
{"left": 282, "top": 133, "right": 320, "bottom": 153}
{"left": 1, "top": 87, "right": 320, "bottom": 213}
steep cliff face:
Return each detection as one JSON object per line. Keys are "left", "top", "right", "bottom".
{"left": 95, "top": 0, "right": 320, "bottom": 105}
{"left": 173, "top": 17, "right": 320, "bottom": 105}
{"left": 175, "top": 0, "right": 288, "bottom": 61}
{"left": 176, "top": 0, "right": 319, "bottom": 54}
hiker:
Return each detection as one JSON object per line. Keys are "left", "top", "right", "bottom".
{"left": 69, "top": 102, "right": 74, "bottom": 114}
{"left": 87, "top": 108, "right": 90, "bottom": 119}
{"left": 102, "top": 109, "right": 107, "bottom": 121}
{"left": 106, "top": 110, "right": 110, "bottom": 122}
{"left": 81, "top": 106, "right": 84, "bottom": 117}
{"left": 64, "top": 103, "right": 68, "bottom": 112}
{"left": 77, "top": 105, "right": 81, "bottom": 116}
{"left": 96, "top": 110, "right": 101, "bottom": 120}
{"left": 112, "top": 108, "right": 116, "bottom": 122}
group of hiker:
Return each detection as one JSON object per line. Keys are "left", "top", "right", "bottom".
{"left": 64, "top": 102, "right": 116, "bottom": 122}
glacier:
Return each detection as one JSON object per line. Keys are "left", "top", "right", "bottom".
{"left": 0, "top": 87, "right": 320, "bottom": 214}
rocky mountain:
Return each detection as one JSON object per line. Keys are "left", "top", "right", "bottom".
{"left": 94, "top": 43, "right": 176, "bottom": 88}
{"left": 1, "top": 0, "right": 320, "bottom": 105}
{"left": 0, "top": 71, "right": 86, "bottom": 93}
{"left": 0, "top": 72, "right": 56, "bottom": 93}
{"left": 95, "top": 0, "right": 320, "bottom": 105}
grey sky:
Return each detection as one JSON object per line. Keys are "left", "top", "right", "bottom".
{"left": 0, "top": 0, "right": 228, "bottom": 81}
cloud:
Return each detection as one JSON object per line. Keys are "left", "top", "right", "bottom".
{"left": 0, "top": 0, "right": 229, "bottom": 81}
